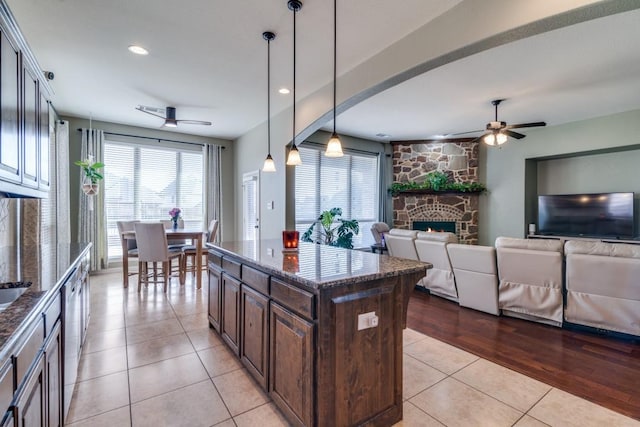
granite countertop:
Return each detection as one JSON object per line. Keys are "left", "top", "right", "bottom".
{"left": 207, "top": 240, "right": 431, "bottom": 290}
{"left": 0, "top": 243, "right": 91, "bottom": 356}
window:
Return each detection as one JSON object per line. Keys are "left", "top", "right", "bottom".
{"left": 104, "top": 138, "right": 204, "bottom": 260}
{"left": 295, "top": 145, "right": 380, "bottom": 248}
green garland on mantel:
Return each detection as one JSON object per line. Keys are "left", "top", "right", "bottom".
{"left": 389, "top": 171, "right": 487, "bottom": 196}
{"left": 389, "top": 181, "right": 487, "bottom": 196}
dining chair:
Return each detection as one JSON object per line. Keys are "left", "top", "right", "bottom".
{"left": 117, "top": 220, "right": 140, "bottom": 286}
{"left": 134, "top": 222, "right": 184, "bottom": 292}
{"left": 160, "top": 219, "right": 188, "bottom": 249}
{"left": 181, "top": 219, "right": 218, "bottom": 279}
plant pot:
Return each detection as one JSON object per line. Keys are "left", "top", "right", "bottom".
{"left": 82, "top": 182, "right": 99, "bottom": 195}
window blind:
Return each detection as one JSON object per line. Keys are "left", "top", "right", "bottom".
{"left": 104, "top": 139, "right": 204, "bottom": 259}
{"left": 295, "top": 145, "right": 379, "bottom": 248}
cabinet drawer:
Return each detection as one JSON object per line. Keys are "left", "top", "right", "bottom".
{"left": 14, "top": 317, "right": 44, "bottom": 387}
{"left": 208, "top": 251, "right": 223, "bottom": 268}
{"left": 44, "top": 293, "right": 61, "bottom": 337}
{"left": 0, "top": 360, "right": 12, "bottom": 416}
{"left": 242, "top": 266, "right": 269, "bottom": 296}
{"left": 222, "top": 258, "right": 241, "bottom": 280}
{"left": 271, "top": 278, "right": 315, "bottom": 320}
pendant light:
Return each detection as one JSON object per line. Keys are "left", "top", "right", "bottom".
{"left": 325, "top": 0, "right": 343, "bottom": 157}
{"left": 262, "top": 31, "right": 277, "bottom": 172}
{"left": 286, "top": 0, "right": 303, "bottom": 166}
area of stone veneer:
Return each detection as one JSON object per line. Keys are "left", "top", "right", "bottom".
{"left": 392, "top": 141, "right": 480, "bottom": 244}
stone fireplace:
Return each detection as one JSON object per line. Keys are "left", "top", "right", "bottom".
{"left": 392, "top": 141, "right": 480, "bottom": 244}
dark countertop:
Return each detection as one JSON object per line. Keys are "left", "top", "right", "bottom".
{"left": 0, "top": 243, "right": 91, "bottom": 357}
{"left": 207, "top": 240, "right": 430, "bottom": 290}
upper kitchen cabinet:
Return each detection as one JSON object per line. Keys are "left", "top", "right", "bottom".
{"left": 0, "top": 2, "right": 52, "bottom": 198}
{"left": 0, "top": 29, "right": 20, "bottom": 185}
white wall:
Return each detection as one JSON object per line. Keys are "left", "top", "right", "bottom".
{"left": 480, "top": 109, "right": 640, "bottom": 245}
{"left": 232, "top": 0, "right": 618, "bottom": 241}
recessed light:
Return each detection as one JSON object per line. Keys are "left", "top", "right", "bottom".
{"left": 128, "top": 45, "right": 149, "bottom": 55}
{"left": 278, "top": 88, "right": 290, "bottom": 94}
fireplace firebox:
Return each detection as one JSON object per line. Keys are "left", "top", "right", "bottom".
{"left": 412, "top": 221, "right": 456, "bottom": 234}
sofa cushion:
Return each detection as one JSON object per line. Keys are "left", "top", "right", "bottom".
{"left": 416, "top": 231, "right": 457, "bottom": 243}
{"left": 495, "top": 236, "right": 563, "bottom": 254}
{"left": 388, "top": 229, "right": 418, "bottom": 238}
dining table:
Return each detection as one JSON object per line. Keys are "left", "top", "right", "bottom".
{"left": 120, "top": 228, "right": 206, "bottom": 289}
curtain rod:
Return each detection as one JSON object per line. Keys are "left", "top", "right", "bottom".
{"left": 76, "top": 128, "right": 225, "bottom": 149}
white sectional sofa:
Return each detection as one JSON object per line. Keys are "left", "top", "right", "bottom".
{"left": 564, "top": 240, "right": 640, "bottom": 337}
{"left": 414, "top": 231, "right": 458, "bottom": 301}
{"left": 381, "top": 229, "right": 639, "bottom": 338}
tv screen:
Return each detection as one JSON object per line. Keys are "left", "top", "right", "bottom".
{"left": 538, "top": 192, "right": 634, "bottom": 239}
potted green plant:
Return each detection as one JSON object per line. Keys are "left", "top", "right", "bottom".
{"left": 75, "top": 159, "right": 104, "bottom": 195}
{"left": 301, "top": 207, "right": 360, "bottom": 249}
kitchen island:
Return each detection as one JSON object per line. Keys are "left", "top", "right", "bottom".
{"left": 207, "top": 240, "right": 430, "bottom": 427}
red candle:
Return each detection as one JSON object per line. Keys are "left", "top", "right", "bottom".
{"left": 282, "top": 230, "right": 299, "bottom": 249}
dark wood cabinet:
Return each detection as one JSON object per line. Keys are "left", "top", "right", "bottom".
{"left": 221, "top": 274, "right": 240, "bottom": 355}
{"left": 269, "top": 302, "right": 313, "bottom": 427}
{"left": 0, "top": 409, "right": 14, "bottom": 427}
{"left": 0, "top": 30, "right": 20, "bottom": 184}
{"left": 240, "top": 285, "right": 269, "bottom": 389}
{"left": 44, "top": 322, "right": 62, "bottom": 427}
{"left": 22, "top": 66, "right": 38, "bottom": 189}
{"left": 0, "top": 11, "right": 51, "bottom": 197}
{"left": 14, "top": 355, "right": 45, "bottom": 427}
{"left": 208, "top": 264, "right": 222, "bottom": 332}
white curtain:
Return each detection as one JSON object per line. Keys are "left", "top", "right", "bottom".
{"left": 205, "top": 144, "right": 222, "bottom": 242}
{"left": 79, "top": 128, "right": 108, "bottom": 271}
{"left": 55, "top": 120, "right": 71, "bottom": 244}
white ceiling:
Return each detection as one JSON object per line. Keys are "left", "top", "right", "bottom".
{"left": 6, "top": 1, "right": 640, "bottom": 143}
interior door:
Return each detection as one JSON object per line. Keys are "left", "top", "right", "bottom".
{"left": 242, "top": 172, "right": 259, "bottom": 241}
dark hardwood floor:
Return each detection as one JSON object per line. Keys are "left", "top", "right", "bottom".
{"left": 406, "top": 288, "right": 640, "bottom": 421}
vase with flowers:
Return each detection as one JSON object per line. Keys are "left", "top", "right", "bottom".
{"left": 168, "top": 208, "right": 181, "bottom": 230}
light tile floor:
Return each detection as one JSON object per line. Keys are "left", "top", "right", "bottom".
{"left": 66, "top": 271, "right": 640, "bottom": 427}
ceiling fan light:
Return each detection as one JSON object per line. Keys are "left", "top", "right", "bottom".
{"left": 287, "top": 144, "right": 302, "bottom": 166}
{"left": 496, "top": 132, "right": 508, "bottom": 145}
{"left": 325, "top": 133, "right": 344, "bottom": 157}
{"left": 483, "top": 133, "right": 496, "bottom": 146}
{"left": 163, "top": 119, "right": 177, "bottom": 128}
{"left": 262, "top": 154, "right": 276, "bottom": 172}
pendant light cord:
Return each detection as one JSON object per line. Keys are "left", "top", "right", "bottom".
{"left": 292, "top": 5, "right": 297, "bottom": 147}
{"left": 267, "top": 36, "right": 271, "bottom": 154}
{"left": 332, "top": 0, "right": 337, "bottom": 133}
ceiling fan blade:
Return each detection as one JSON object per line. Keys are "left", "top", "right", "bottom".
{"left": 176, "top": 119, "right": 212, "bottom": 126}
{"left": 135, "top": 105, "right": 165, "bottom": 119}
{"left": 506, "top": 121, "right": 546, "bottom": 129}
{"left": 446, "top": 129, "right": 484, "bottom": 136}
{"left": 504, "top": 129, "right": 526, "bottom": 139}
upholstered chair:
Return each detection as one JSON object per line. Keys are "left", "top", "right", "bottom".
{"left": 181, "top": 219, "right": 219, "bottom": 278}
{"left": 117, "top": 220, "right": 140, "bottom": 285}
{"left": 384, "top": 229, "right": 419, "bottom": 260}
{"left": 495, "top": 237, "right": 563, "bottom": 326}
{"left": 134, "top": 222, "right": 183, "bottom": 292}
{"left": 370, "top": 222, "right": 390, "bottom": 245}
{"left": 564, "top": 240, "right": 640, "bottom": 337}
{"left": 414, "top": 231, "right": 458, "bottom": 301}
{"left": 447, "top": 243, "right": 499, "bottom": 315}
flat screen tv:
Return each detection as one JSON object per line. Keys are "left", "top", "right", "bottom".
{"left": 538, "top": 192, "right": 635, "bottom": 239}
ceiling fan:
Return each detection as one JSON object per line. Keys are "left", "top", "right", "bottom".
{"left": 135, "top": 105, "right": 212, "bottom": 128}
{"left": 447, "top": 99, "right": 546, "bottom": 146}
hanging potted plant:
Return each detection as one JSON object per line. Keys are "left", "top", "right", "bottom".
{"left": 75, "top": 159, "right": 104, "bottom": 195}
